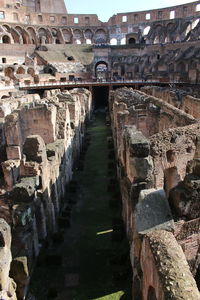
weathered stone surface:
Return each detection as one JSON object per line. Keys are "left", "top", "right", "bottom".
{"left": 23, "top": 135, "right": 47, "bottom": 163}
{"left": 10, "top": 257, "right": 29, "bottom": 300}
{"left": 0, "top": 219, "right": 17, "bottom": 300}
{"left": 136, "top": 189, "right": 174, "bottom": 234}
{"left": 10, "top": 177, "right": 38, "bottom": 203}
{"left": 143, "top": 230, "right": 200, "bottom": 300}
{"left": 169, "top": 173, "right": 200, "bottom": 219}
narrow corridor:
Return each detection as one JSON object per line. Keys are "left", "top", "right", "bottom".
{"left": 30, "top": 113, "right": 131, "bottom": 300}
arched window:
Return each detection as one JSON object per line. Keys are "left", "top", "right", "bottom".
{"left": 95, "top": 61, "right": 108, "bottom": 80}
{"left": 121, "top": 37, "right": 126, "bottom": 45}
{"left": 110, "top": 38, "right": 117, "bottom": 45}
{"left": 2, "top": 35, "right": 10, "bottom": 43}
{"left": 143, "top": 26, "right": 151, "bottom": 36}
{"left": 86, "top": 39, "right": 92, "bottom": 44}
{"left": 128, "top": 37, "right": 136, "bottom": 44}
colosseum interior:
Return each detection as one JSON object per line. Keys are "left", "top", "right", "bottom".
{"left": 1, "top": 0, "right": 200, "bottom": 299}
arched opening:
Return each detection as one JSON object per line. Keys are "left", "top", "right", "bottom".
{"left": 75, "top": 39, "right": 81, "bottom": 44}
{"left": 16, "top": 67, "right": 25, "bottom": 74}
{"left": 73, "top": 29, "right": 83, "bottom": 44}
{"left": 85, "top": 29, "right": 93, "bottom": 40}
{"left": 121, "top": 37, "right": 126, "bottom": 45}
{"left": 62, "top": 29, "right": 72, "bottom": 43}
{"left": 1, "top": 95, "right": 9, "bottom": 99}
{"left": 94, "top": 29, "right": 107, "bottom": 44}
{"left": 143, "top": 26, "right": 151, "bottom": 36}
{"left": 15, "top": 26, "right": 30, "bottom": 44}
{"left": 86, "top": 38, "right": 92, "bottom": 44}
{"left": 147, "top": 286, "right": 157, "bottom": 300}
{"left": 164, "top": 167, "right": 180, "bottom": 196}
{"left": 177, "top": 62, "right": 186, "bottom": 73}
{"left": 2, "top": 35, "right": 11, "bottom": 43}
{"left": 95, "top": 61, "right": 108, "bottom": 81}
{"left": 27, "top": 27, "right": 37, "bottom": 44}
{"left": 38, "top": 28, "right": 50, "bottom": 44}
{"left": 128, "top": 37, "right": 136, "bottom": 44}
{"left": 121, "top": 65, "right": 125, "bottom": 76}
{"left": 5, "top": 67, "right": 14, "bottom": 79}
{"left": 27, "top": 68, "right": 35, "bottom": 76}
{"left": 110, "top": 38, "right": 117, "bottom": 45}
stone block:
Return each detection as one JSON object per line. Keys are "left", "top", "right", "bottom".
{"left": 10, "top": 257, "right": 29, "bottom": 300}
{"left": 136, "top": 189, "right": 174, "bottom": 234}
{"left": 10, "top": 177, "right": 39, "bottom": 203}
{"left": 23, "top": 135, "right": 47, "bottom": 163}
{"left": 6, "top": 146, "right": 21, "bottom": 160}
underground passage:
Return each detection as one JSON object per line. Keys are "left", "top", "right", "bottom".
{"left": 29, "top": 110, "right": 132, "bottom": 299}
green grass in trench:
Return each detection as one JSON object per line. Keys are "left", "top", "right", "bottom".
{"left": 29, "top": 113, "right": 131, "bottom": 300}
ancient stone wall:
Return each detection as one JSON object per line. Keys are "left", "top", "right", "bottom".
{"left": 110, "top": 87, "right": 200, "bottom": 299}
{"left": 0, "top": 87, "right": 92, "bottom": 299}
{"left": 142, "top": 86, "right": 200, "bottom": 118}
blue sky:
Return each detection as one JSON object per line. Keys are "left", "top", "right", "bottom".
{"left": 66, "top": 0, "right": 196, "bottom": 21}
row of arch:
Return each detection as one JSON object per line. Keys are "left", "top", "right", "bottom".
{"left": 0, "top": 18, "right": 200, "bottom": 46}
{"left": 0, "top": 24, "right": 111, "bottom": 45}
{"left": 146, "top": 18, "right": 200, "bottom": 44}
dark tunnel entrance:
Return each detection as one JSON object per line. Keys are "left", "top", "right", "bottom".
{"left": 93, "top": 86, "right": 109, "bottom": 109}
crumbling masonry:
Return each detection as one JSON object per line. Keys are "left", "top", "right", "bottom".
{"left": 0, "top": 0, "right": 200, "bottom": 299}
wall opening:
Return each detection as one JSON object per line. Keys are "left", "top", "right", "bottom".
{"left": 147, "top": 286, "right": 157, "bottom": 300}
{"left": 95, "top": 61, "right": 108, "bottom": 81}
{"left": 128, "top": 37, "right": 136, "bottom": 44}
{"left": 2, "top": 35, "right": 11, "bottom": 43}
{"left": 164, "top": 167, "right": 180, "bottom": 196}
{"left": 93, "top": 86, "right": 109, "bottom": 109}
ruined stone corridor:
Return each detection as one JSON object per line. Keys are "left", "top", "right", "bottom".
{"left": 29, "top": 112, "right": 131, "bottom": 300}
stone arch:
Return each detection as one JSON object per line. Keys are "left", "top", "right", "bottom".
{"left": 73, "top": 29, "right": 84, "bottom": 44}
{"left": 153, "top": 25, "right": 163, "bottom": 44}
{"left": 10, "top": 27, "right": 21, "bottom": 43}
{"left": 51, "top": 28, "right": 64, "bottom": 44}
{"left": 94, "top": 28, "right": 107, "bottom": 44}
{"left": 62, "top": 29, "right": 72, "bottom": 43}
{"left": 27, "top": 68, "right": 35, "bottom": 76}
{"left": 128, "top": 37, "right": 136, "bottom": 44}
{"left": 95, "top": 60, "right": 108, "bottom": 80}
{"left": 2, "top": 24, "right": 11, "bottom": 33}
{"left": 85, "top": 29, "right": 93, "bottom": 39}
{"left": 110, "top": 38, "right": 117, "bottom": 45}
{"left": 1, "top": 95, "right": 9, "bottom": 99}
{"left": 27, "top": 27, "right": 38, "bottom": 44}
{"left": 5, "top": 67, "right": 15, "bottom": 79}
{"left": 38, "top": 27, "right": 51, "bottom": 44}
{"left": 147, "top": 286, "right": 157, "bottom": 300}
{"left": 16, "top": 66, "right": 26, "bottom": 74}
{"left": 15, "top": 26, "right": 31, "bottom": 44}
{"left": 2, "top": 35, "right": 11, "bottom": 43}
{"left": 166, "top": 22, "right": 176, "bottom": 42}
{"left": 121, "top": 37, "right": 126, "bottom": 45}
